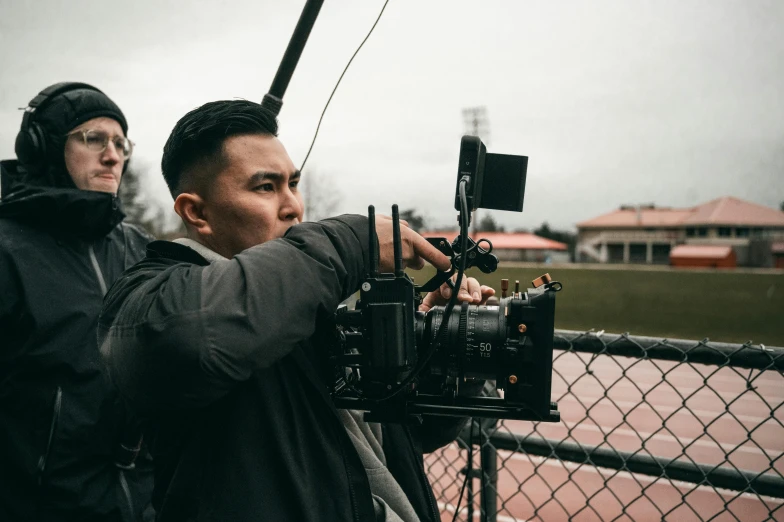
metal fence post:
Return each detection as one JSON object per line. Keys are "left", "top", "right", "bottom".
{"left": 480, "top": 419, "right": 498, "bottom": 522}
{"left": 465, "top": 431, "right": 474, "bottom": 522}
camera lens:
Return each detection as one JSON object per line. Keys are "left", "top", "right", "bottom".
{"left": 417, "top": 302, "right": 507, "bottom": 381}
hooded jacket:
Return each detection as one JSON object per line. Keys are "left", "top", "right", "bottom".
{"left": 0, "top": 159, "right": 153, "bottom": 521}
{"left": 98, "top": 216, "right": 471, "bottom": 522}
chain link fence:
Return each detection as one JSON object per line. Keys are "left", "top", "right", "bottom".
{"left": 425, "top": 329, "right": 784, "bottom": 522}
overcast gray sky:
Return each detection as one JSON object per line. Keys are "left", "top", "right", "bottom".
{"left": 1, "top": 0, "right": 782, "bottom": 231}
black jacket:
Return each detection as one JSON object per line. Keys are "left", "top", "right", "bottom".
{"left": 98, "top": 216, "right": 466, "bottom": 522}
{"left": 0, "top": 160, "right": 153, "bottom": 521}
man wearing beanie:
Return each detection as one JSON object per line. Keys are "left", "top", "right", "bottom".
{"left": 0, "top": 83, "right": 154, "bottom": 521}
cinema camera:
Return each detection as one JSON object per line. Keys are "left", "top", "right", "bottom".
{"left": 329, "top": 136, "right": 562, "bottom": 424}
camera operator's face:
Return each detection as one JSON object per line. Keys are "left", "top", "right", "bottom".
{"left": 202, "top": 134, "right": 303, "bottom": 258}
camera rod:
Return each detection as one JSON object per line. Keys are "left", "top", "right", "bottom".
{"left": 335, "top": 396, "right": 560, "bottom": 422}
{"left": 261, "top": 0, "right": 325, "bottom": 116}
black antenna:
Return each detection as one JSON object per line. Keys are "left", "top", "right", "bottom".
{"left": 392, "top": 204, "right": 403, "bottom": 277}
{"left": 261, "top": 0, "right": 325, "bottom": 117}
{"left": 368, "top": 205, "right": 378, "bottom": 277}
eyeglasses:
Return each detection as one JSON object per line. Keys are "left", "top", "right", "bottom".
{"left": 66, "top": 129, "right": 134, "bottom": 159}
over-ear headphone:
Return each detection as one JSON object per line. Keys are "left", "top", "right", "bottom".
{"left": 14, "top": 82, "right": 104, "bottom": 166}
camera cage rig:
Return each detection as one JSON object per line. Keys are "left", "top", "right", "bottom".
{"left": 329, "top": 179, "right": 562, "bottom": 424}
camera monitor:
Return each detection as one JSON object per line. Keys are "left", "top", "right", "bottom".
{"left": 454, "top": 136, "right": 527, "bottom": 213}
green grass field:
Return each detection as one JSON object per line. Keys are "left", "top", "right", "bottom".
{"left": 410, "top": 264, "right": 784, "bottom": 346}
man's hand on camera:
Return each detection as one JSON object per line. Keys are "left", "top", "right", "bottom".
{"left": 375, "top": 215, "right": 451, "bottom": 273}
{"left": 418, "top": 273, "right": 495, "bottom": 313}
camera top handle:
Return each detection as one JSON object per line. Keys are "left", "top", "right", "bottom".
{"left": 414, "top": 235, "right": 499, "bottom": 293}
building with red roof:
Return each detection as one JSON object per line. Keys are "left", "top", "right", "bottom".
{"left": 420, "top": 231, "right": 569, "bottom": 263}
{"left": 773, "top": 243, "right": 784, "bottom": 269}
{"left": 576, "top": 197, "right": 784, "bottom": 267}
{"left": 669, "top": 245, "right": 737, "bottom": 269}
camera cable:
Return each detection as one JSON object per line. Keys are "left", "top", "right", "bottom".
{"left": 300, "top": 0, "right": 391, "bottom": 172}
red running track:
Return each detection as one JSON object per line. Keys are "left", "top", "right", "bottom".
{"left": 425, "top": 351, "right": 784, "bottom": 521}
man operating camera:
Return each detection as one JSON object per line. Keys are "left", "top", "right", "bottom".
{"left": 98, "top": 99, "right": 493, "bottom": 521}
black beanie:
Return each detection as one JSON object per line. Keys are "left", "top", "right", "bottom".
{"left": 36, "top": 87, "right": 128, "bottom": 140}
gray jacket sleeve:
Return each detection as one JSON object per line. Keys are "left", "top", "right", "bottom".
{"left": 100, "top": 215, "right": 369, "bottom": 414}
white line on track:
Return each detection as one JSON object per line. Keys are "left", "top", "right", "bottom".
{"left": 549, "top": 381, "right": 784, "bottom": 403}
{"left": 536, "top": 421, "right": 779, "bottom": 456}
{"left": 551, "top": 394, "right": 780, "bottom": 425}
{"left": 552, "top": 361, "right": 784, "bottom": 388}
{"left": 438, "top": 501, "right": 528, "bottom": 522}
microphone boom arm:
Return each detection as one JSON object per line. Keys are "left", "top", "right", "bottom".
{"left": 261, "top": 0, "right": 325, "bottom": 116}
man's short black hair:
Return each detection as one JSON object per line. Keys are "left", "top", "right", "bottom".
{"left": 161, "top": 100, "right": 279, "bottom": 198}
